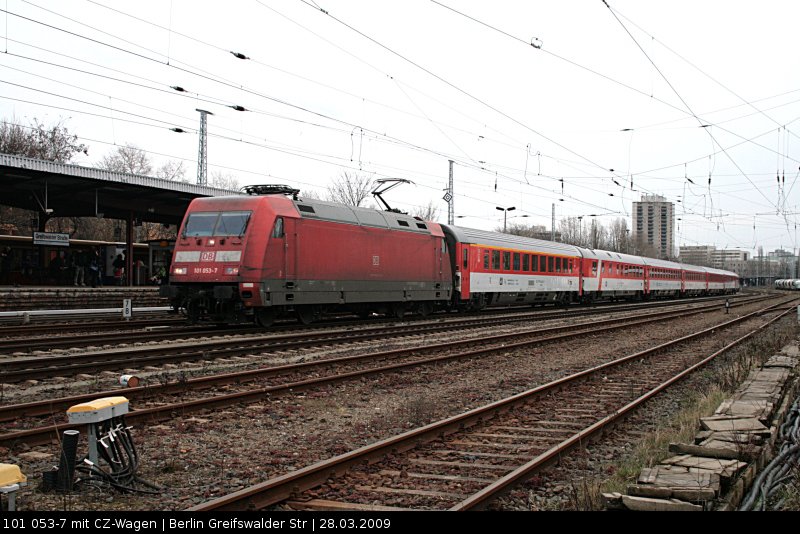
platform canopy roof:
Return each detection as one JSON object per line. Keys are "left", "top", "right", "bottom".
{"left": 0, "top": 153, "right": 238, "bottom": 225}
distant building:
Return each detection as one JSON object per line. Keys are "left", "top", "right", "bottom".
{"left": 679, "top": 245, "right": 715, "bottom": 267}
{"left": 712, "top": 249, "right": 749, "bottom": 267}
{"left": 632, "top": 194, "right": 675, "bottom": 258}
{"left": 678, "top": 245, "right": 796, "bottom": 283}
{"left": 680, "top": 245, "right": 750, "bottom": 269}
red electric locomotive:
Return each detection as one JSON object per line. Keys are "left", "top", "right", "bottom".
{"left": 162, "top": 186, "right": 452, "bottom": 325}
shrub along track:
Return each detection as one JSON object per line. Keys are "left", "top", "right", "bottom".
{"left": 188, "top": 300, "right": 795, "bottom": 511}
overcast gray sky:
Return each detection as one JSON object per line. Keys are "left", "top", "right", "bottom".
{"left": 2, "top": 0, "right": 799, "bottom": 255}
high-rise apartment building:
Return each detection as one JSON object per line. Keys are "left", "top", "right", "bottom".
{"left": 632, "top": 194, "right": 675, "bottom": 258}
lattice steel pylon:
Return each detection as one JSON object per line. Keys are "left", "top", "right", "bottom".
{"left": 446, "top": 160, "right": 454, "bottom": 225}
{"left": 196, "top": 109, "right": 213, "bottom": 186}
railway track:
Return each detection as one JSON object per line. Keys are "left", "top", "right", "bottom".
{"left": 0, "top": 295, "right": 770, "bottom": 383}
{"left": 0, "top": 295, "right": 790, "bottom": 449}
{"left": 0, "top": 316, "right": 184, "bottom": 337}
{"left": 186, "top": 299, "right": 794, "bottom": 511}
{"left": 0, "top": 292, "right": 752, "bottom": 349}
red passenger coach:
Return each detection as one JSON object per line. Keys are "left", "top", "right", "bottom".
{"left": 442, "top": 226, "right": 583, "bottom": 309}
{"left": 162, "top": 187, "right": 453, "bottom": 325}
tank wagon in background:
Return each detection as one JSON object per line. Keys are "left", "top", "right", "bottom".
{"left": 162, "top": 186, "right": 739, "bottom": 325}
{"left": 775, "top": 279, "right": 800, "bottom": 290}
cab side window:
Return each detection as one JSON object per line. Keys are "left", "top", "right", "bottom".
{"left": 272, "top": 217, "right": 284, "bottom": 238}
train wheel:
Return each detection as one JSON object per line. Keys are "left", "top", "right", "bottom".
{"left": 418, "top": 302, "right": 432, "bottom": 317}
{"left": 256, "top": 308, "right": 277, "bottom": 328}
{"left": 390, "top": 303, "right": 407, "bottom": 319}
{"left": 185, "top": 301, "right": 201, "bottom": 324}
{"left": 296, "top": 306, "right": 317, "bottom": 325}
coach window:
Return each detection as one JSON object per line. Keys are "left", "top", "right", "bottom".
{"left": 547, "top": 256, "right": 554, "bottom": 273}
{"left": 483, "top": 250, "right": 490, "bottom": 269}
{"left": 271, "top": 217, "right": 284, "bottom": 238}
{"left": 463, "top": 249, "right": 469, "bottom": 269}
{"left": 522, "top": 254, "right": 529, "bottom": 271}
{"left": 513, "top": 253, "right": 520, "bottom": 271}
{"left": 492, "top": 250, "right": 500, "bottom": 270}
{"left": 502, "top": 251, "right": 511, "bottom": 271}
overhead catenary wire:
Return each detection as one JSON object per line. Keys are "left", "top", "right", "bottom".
{"left": 601, "top": 0, "right": 780, "bottom": 214}
{"left": 2, "top": 1, "right": 797, "bottom": 250}
{"left": 427, "top": 0, "right": 800, "bottom": 239}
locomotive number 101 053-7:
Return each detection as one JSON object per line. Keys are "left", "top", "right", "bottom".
{"left": 193, "top": 267, "right": 219, "bottom": 274}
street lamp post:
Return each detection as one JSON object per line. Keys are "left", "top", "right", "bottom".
{"left": 496, "top": 206, "right": 516, "bottom": 232}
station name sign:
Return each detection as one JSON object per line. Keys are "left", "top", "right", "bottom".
{"left": 33, "top": 231, "right": 70, "bottom": 247}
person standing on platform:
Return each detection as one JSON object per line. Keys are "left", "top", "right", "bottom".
{"left": 73, "top": 249, "right": 87, "bottom": 286}
{"left": 113, "top": 253, "right": 125, "bottom": 286}
{"left": 89, "top": 249, "right": 103, "bottom": 288}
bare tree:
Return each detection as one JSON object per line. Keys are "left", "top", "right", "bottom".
{"left": 156, "top": 160, "right": 187, "bottom": 182}
{"left": 0, "top": 117, "right": 88, "bottom": 162}
{"left": 0, "top": 117, "right": 89, "bottom": 235}
{"left": 502, "top": 222, "right": 552, "bottom": 240}
{"left": 411, "top": 200, "right": 440, "bottom": 222}
{"left": 208, "top": 170, "right": 240, "bottom": 191}
{"left": 326, "top": 171, "right": 374, "bottom": 207}
{"left": 606, "top": 218, "right": 631, "bottom": 254}
{"left": 99, "top": 143, "right": 152, "bottom": 175}
{"left": 300, "top": 189, "right": 322, "bottom": 200}
{"left": 559, "top": 217, "right": 584, "bottom": 246}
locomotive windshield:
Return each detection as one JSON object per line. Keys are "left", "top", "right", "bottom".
{"left": 183, "top": 211, "right": 251, "bottom": 237}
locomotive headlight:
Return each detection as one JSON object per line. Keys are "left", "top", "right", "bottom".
{"left": 173, "top": 267, "right": 187, "bottom": 275}
{"left": 225, "top": 266, "right": 239, "bottom": 275}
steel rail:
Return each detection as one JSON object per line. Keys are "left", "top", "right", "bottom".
{"left": 0, "top": 293, "right": 757, "bottom": 351}
{"left": 2, "top": 297, "right": 786, "bottom": 449}
{"left": 451, "top": 305, "right": 795, "bottom": 510}
{"left": 1, "top": 296, "right": 767, "bottom": 383}
{"left": 186, "top": 300, "right": 793, "bottom": 511}
{"left": 0, "top": 296, "right": 771, "bottom": 418}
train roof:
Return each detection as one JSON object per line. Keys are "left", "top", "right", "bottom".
{"left": 291, "top": 198, "right": 441, "bottom": 235}
{"left": 578, "top": 248, "right": 646, "bottom": 265}
{"left": 640, "top": 256, "right": 684, "bottom": 270}
{"left": 703, "top": 265, "right": 739, "bottom": 277}
{"left": 441, "top": 225, "right": 582, "bottom": 256}
{"left": 187, "top": 194, "right": 442, "bottom": 236}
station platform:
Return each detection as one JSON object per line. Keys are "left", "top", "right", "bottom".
{"left": 0, "top": 286, "right": 168, "bottom": 312}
